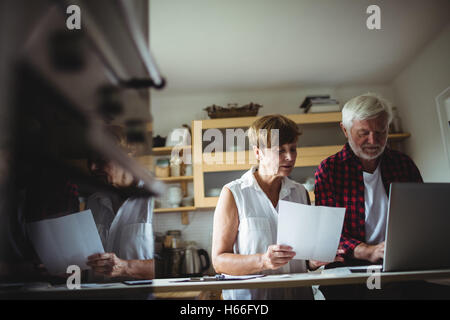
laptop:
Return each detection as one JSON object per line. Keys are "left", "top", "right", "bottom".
{"left": 382, "top": 182, "right": 450, "bottom": 272}
{"left": 346, "top": 183, "right": 450, "bottom": 273}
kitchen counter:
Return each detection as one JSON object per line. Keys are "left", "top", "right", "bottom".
{"left": 2, "top": 268, "right": 450, "bottom": 299}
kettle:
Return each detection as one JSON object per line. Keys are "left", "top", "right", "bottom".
{"left": 182, "top": 242, "right": 211, "bottom": 276}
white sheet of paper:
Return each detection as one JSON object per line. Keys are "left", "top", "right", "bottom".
{"left": 27, "top": 210, "right": 104, "bottom": 275}
{"left": 277, "top": 200, "right": 345, "bottom": 262}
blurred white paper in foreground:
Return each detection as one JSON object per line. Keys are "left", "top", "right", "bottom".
{"left": 277, "top": 200, "right": 345, "bottom": 262}
{"left": 27, "top": 210, "right": 104, "bottom": 275}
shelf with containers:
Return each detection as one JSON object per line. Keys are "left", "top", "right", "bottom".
{"left": 137, "top": 144, "right": 194, "bottom": 224}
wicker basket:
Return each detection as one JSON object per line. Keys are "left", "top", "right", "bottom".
{"left": 204, "top": 103, "right": 263, "bottom": 119}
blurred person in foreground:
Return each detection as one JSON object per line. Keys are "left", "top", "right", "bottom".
{"left": 86, "top": 126, "right": 154, "bottom": 281}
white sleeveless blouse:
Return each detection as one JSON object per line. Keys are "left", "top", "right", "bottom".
{"left": 221, "top": 167, "right": 313, "bottom": 300}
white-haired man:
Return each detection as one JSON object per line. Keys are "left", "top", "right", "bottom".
{"left": 315, "top": 93, "right": 422, "bottom": 264}
{"left": 314, "top": 93, "right": 450, "bottom": 299}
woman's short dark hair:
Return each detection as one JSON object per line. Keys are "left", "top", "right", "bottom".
{"left": 248, "top": 114, "right": 301, "bottom": 148}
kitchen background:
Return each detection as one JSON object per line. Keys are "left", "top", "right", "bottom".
{"left": 147, "top": 0, "right": 450, "bottom": 267}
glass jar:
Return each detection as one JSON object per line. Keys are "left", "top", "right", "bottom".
{"left": 170, "top": 156, "right": 182, "bottom": 177}
{"left": 166, "top": 230, "right": 183, "bottom": 248}
{"left": 167, "top": 186, "right": 182, "bottom": 208}
{"left": 155, "top": 158, "right": 170, "bottom": 178}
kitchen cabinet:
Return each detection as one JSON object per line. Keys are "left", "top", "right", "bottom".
{"left": 192, "top": 112, "right": 411, "bottom": 208}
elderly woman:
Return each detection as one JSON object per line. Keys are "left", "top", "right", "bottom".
{"left": 86, "top": 126, "right": 154, "bottom": 281}
{"left": 212, "top": 114, "right": 318, "bottom": 300}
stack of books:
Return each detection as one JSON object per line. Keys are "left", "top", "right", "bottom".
{"left": 299, "top": 95, "right": 340, "bottom": 113}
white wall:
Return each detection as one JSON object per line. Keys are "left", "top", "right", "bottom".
{"left": 150, "top": 84, "right": 395, "bottom": 259}
{"left": 392, "top": 23, "right": 450, "bottom": 182}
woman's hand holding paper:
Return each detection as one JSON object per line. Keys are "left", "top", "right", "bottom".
{"left": 261, "top": 245, "right": 296, "bottom": 271}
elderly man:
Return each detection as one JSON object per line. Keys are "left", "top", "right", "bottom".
{"left": 314, "top": 93, "right": 430, "bottom": 299}
{"left": 315, "top": 93, "right": 422, "bottom": 265}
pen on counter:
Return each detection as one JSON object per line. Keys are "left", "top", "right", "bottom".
{"left": 171, "top": 274, "right": 266, "bottom": 282}
{"left": 185, "top": 275, "right": 226, "bottom": 281}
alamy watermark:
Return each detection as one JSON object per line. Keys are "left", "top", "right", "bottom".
{"left": 366, "top": 266, "right": 382, "bottom": 290}
{"left": 366, "top": 5, "right": 381, "bottom": 30}
{"left": 66, "top": 265, "right": 81, "bottom": 290}
{"left": 169, "top": 128, "right": 280, "bottom": 169}
{"left": 65, "top": 4, "right": 381, "bottom": 31}
{"left": 66, "top": 5, "right": 81, "bottom": 30}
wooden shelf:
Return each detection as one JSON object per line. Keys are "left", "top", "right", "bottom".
{"left": 200, "top": 197, "right": 219, "bottom": 208}
{"left": 201, "top": 145, "right": 343, "bottom": 172}
{"left": 287, "top": 112, "right": 342, "bottom": 125}
{"left": 388, "top": 133, "right": 411, "bottom": 141}
{"left": 152, "top": 133, "right": 406, "bottom": 155}
{"left": 152, "top": 145, "right": 191, "bottom": 156}
{"left": 157, "top": 176, "right": 193, "bottom": 183}
{"left": 200, "top": 112, "right": 342, "bottom": 129}
{"left": 151, "top": 145, "right": 194, "bottom": 222}
{"left": 154, "top": 206, "right": 196, "bottom": 213}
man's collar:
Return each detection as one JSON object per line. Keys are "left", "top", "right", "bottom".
{"left": 340, "top": 143, "right": 358, "bottom": 162}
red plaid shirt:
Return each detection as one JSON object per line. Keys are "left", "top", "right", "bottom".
{"left": 314, "top": 143, "right": 423, "bottom": 258}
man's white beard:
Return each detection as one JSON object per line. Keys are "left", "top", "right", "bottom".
{"left": 348, "top": 136, "right": 386, "bottom": 161}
